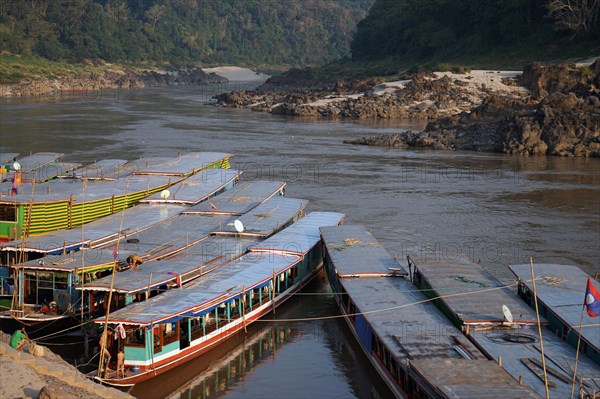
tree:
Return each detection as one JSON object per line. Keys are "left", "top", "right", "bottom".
{"left": 145, "top": 4, "right": 166, "bottom": 28}
{"left": 546, "top": 0, "right": 600, "bottom": 36}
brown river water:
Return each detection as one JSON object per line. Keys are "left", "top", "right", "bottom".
{"left": 1, "top": 86, "right": 599, "bottom": 398}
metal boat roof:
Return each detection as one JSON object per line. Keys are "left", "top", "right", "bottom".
{"left": 249, "top": 212, "right": 345, "bottom": 255}
{"left": 508, "top": 263, "right": 600, "bottom": 354}
{"left": 0, "top": 174, "right": 177, "bottom": 204}
{"left": 14, "top": 152, "right": 63, "bottom": 173}
{"left": 98, "top": 251, "right": 301, "bottom": 326}
{"left": 131, "top": 152, "right": 232, "bottom": 176}
{"left": 340, "top": 276, "right": 482, "bottom": 361}
{"left": 65, "top": 159, "right": 128, "bottom": 180}
{"left": 414, "top": 258, "right": 539, "bottom": 324}
{"left": 184, "top": 181, "right": 285, "bottom": 215}
{"left": 141, "top": 169, "right": 241, "bottom": 205}
{"left": 0, "top": 204, "right": 186, "bottom": 255}
{"left": 0, "top": 153, "right": 19, "bottom": 164}
{"left": 115, "top": 214, "right": 233, "bottom": 260}
{"left": 212, "top": 196, "right": 308, "bottom": 238}
{"left": 80, "top": 236, "right": 255, "bottom": 294}
{"left": 320, "top": 225, "right": 406, "bottom": 277}
{"left": 469, "top": 324, "right": 600, "bottom": 397}
{"left": 22, "top": 162, "right": 82, "bottom": 183}
{"left": 409, "top": 359, "right": 542, "bottom": 398}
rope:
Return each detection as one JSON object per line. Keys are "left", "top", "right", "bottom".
{"left": 252, "top": 280, "right": 524, "bottom": 323}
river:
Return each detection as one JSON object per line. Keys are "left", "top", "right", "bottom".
{"left": 1, "top": 86, "right": 599, "bottom": 398}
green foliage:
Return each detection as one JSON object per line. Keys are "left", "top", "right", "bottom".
{"left": 351, "top": 0, "right": 600, "bottom": 63}
{"left": 0, "top": 0, "right": 373, "bottom": 68}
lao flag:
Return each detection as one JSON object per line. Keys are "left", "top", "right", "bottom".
{"left": 585, "top": 277, "right": 600, "bottom": 318}
{"left": 112, "top": 244, "right": 119, "bottom": 260}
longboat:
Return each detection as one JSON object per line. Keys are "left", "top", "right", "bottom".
{"left": 0, "top": 181, "right": 291, "bottom": 334}
{"left": 0, "top": 153, "right": 235, "bottom": 333}
{"left": 0, "top": 152, "right": 233, "bottom": 241}
{"left": 77, "top": 195, "right": 307, "bottom": 323}
{"left": 509, "top": 263, "right": 600, "bottom": 365}
{"left": 320, "top": 225, "right": 541, "bottom": 399}
{"left": 411, "top": 256, "right": 600, "bottom": 398}
{"left": 89, "top": 211, "right": 344, "bottom": 387}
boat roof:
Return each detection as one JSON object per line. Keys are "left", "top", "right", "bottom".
{"left": 413, "top": 258, "right": 539, "bottom": 324}
{"left": 469, "top": 324, "right": 600, "bottom": 397}
{"left": 14, "top": 152, "right": 63, "bottom": 173}
{"left": 22, "top": 162, "right": 82, "bottom": 183}
{"left": 114, "top": 214, "right": 233, "bottom": 260}
{"left": 341, "top": 276, "right": 483, "bottom": 361}
{"left": 131, "top": 152, "right": 232, "bottom": 176}
{"left": 0, "top": 153, "right": 19, "bottom": 164}
{"left": 249, "top": 212, "right": 345, "bottom": 255}
{"left": 409, "top": 359, "right": 542, "bottom": 398}
{"left": 97, "top": 251, "right": 301, "bottom": 326}
{"left": 0, "top": 173, "right": 177, "bottom": 204}
{"left": 320, "top": 225, "right": 406, "bottom": 277}
{"left": 141, "top": 169, "right": 241, "bottom": 205}
{"left": 508, "top": 263, "right": 600, "bottom": 354}
{"left": 184, "top": 181, "right": 285, "bottom": 215}
{"left": 65, "top": 159, "right": 128, "bottom": 180}
{"left": 80, "top": 236, "right": 255, "bottom": 294}
{"left": 0, "top": 203, "right": 186, "bottom": 256}
{"left": 212, "top": 196, "right": 308, "bottom": 238}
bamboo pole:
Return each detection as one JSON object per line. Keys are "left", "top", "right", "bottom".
{"left": 530, "top": 257, "right": 550, "bottom": 399}
{"left": 241, "top": 285, "right": 247, "bottom": 334}
{"left": 97, "top": 192, "right": 127, "bottom": 380}
{"left": 80, "top": 179, "right": 85, "bottom": 323}
{"left": 271, "top": 269, "right": 276, "bottom": 316}
{"left": 569, "top": 297, "right": 586, "bottom": 399}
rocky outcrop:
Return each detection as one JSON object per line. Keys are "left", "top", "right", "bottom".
{"left": 345, "top": 60, "right": 600, "bottom": 157}
{"left": 347, "top": 89, "right": 600, "bottom": 157}
{"left": 1, "top": 68, "right": 227, "bottom": 97}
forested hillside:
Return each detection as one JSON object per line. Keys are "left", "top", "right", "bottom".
{"left": 351, "top": 0, "right": 599, "bottom": 64}
{"left": 0, "top": 0, "right": 372, "bottom": 67}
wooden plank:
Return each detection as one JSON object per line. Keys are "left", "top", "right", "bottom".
{"left": 520, "top": 358, "right": 557, "bottom": 387}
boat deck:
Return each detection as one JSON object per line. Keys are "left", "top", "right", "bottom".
{"left": 508, "top": 263, "right": 600, "bottom": 355}
{"left": 184, "top": 181, "right": 285, "bottom": 215}
{"left": 212, "top": 196, "right": 308, "bottom": 238}
{"left": 414, "top": 259, "right": 600, "bottom": 397}
{"left": 413, "top": 258, "right": 538, "bottom": 325}
{"left": 141, "top": 169, "right": 241, "bottom": 205}
{"left": 65, "top": 159, "right": 128, "bottom": 180}
{"left": 0, "top": 204, "right": 186, "bottom": 256}
{"left": 320, "top": 224, "right": 406, "bottom": 277}
{"left": 79, "top": 236, "right": 255, "bottom": 294}
{"left": 249, "top": 212, "right": 345, "bottom": 255}
{"left": 98, "top": 251, "right": 301, "bottom": 325}
{"left": 131, "top": 152, "right": 231, "bottom": 176}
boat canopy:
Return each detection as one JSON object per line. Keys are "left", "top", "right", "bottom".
{"left": 141, "top": 169, "right": 241, "bottom": 205}
{"left": 184, "top": 181, "right": 285, "bottom": 215}
{"left": 80, "top": 236, "right": 255, "bottom": 294}
{"left": 509, "top": 263, "right": 600, "bottom": 354}
{"left": 249, "top": 212, "right": 345, "bottom": 255}
{"left": 212, "top": 196, "right": 307, "bottom": 238}
{"left": 320, "top": 225, "right": 407, "bottom": 277}
{"left": 95, "top": 251, "right": 301, "bottom": 326}
{"left": 131, "top": 152, "right": 232, "bottom": 176}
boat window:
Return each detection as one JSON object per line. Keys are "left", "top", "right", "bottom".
{"left": 163, "top": 322, "right": 179, "bottom": 346}
{"left": 0, "top": 205, "right": 17, "bottom": 222}
{"left": 125, "top": 328, "right": 145, "bottom": 348}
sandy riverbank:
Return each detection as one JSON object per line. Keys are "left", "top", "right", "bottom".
{"left": 0, "top": 332, "right": 132, "bottom": 399}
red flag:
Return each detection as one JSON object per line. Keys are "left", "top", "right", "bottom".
{"left": 585, "top": 277, "right": 600, "bottom": 318}
{"left": 112, "top": 244, "right": 119, "bottom": 260}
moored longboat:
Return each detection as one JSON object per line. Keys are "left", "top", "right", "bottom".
{"left": 320, "top": 225, "right": 542, "bottom": 399}
{"left": 0, "top": 152, "right": 233, "bottom": 241}
{"left": 89, "top": 211, "right": 344, "bottom": 387}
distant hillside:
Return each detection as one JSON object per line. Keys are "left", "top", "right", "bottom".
{"left": 0, "top": 0, "right": 373, "bottom": 68}
{"left": 350, "top": 0, "right": 599, "bottom": 68}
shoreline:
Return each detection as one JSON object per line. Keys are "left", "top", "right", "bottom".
{"left": 215, "top": 59, "right": 600, "bottom": 157}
